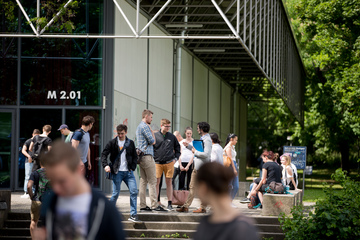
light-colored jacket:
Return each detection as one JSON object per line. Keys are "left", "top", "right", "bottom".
{"left": 193, "top": 133, "right": 212, "bottom": 170}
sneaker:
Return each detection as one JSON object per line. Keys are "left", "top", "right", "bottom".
{"left": 176, "top": 205, "right": 182, "bottom": 209}
{"left": 153, "top": 206, "right": 167, "bottom": 212}
{"left": 253, "top": 203, "right": 262, "bottom": 209}
{"left": 167, "top": 205, "right": 174, "bottom": 211}
{"left": 240, "top": 198, "right": 251, "bottom": 204}
{"left": 128, "top": 215, "right": 142, "bottom": 223}
{"left": 20, "top": 193, "right": 29, "bottom": 199}
{"left": 140, "top": 206, "right": 152, "bottom": 212}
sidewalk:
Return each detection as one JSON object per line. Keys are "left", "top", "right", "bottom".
{"left": 10, "top": 192, "right": 315, "bottom": 216}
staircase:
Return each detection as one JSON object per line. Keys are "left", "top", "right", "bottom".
{"left": 0, "top": 212, "right": 31, "bottom": 240}
{"left": 123, "top": 213, "right": 284, "bottom": 240}
{"left": 0, "top": 212, "right": 284, "bottom": 240}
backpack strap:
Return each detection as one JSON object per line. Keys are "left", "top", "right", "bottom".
{"left": 71, "top": 129, "right": 86, "bottom": 142}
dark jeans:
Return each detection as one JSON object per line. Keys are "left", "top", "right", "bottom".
{"left": 178, "top": 163, "right": 193, "bottom": 190}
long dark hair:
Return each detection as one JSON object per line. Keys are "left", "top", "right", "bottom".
{"left": 224, "top": 133, "right": 237, "bottom": 147}
{"left": 210, "top": 132, "right": 221, "bottom": 144}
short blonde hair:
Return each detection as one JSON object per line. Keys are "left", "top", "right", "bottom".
{"left": 161, "top": 118, "right": 171, "bottom": 126}
{"left": 43, "top": 125, "right": 52, "bottom": 133}
{"left": 142, "top": 109, "right": 153, "bottom": 119}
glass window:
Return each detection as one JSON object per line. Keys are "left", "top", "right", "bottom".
{"left": 0, "top": 38, "right": 18, "bottom": 105}
{"left": 66, "top": 109, "right": 102, "bottom": 187}
{"left": 19, "top": 109, "right": 62, "bottom": 188}
{"left": 0, "top": 112, "right": 13, "bottom": 188}
{"left": 20, "top": 58, "right": 102, "bottom": 106}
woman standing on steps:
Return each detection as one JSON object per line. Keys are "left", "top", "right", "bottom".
{"left": 193, "top": 162, "right": 260, "bottom": 240}
{"left": 223, "top": 133, "right": 239, "bottom": 205}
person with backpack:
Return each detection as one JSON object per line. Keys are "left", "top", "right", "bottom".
{"left": 71, "top": 115, "right": 95, "bottom": 178}
{"left": 29, "top": 125, "right": 52, "bottom": 171}
{"left": 21, "top": 129, "right": 40, "bottom": 199}
{"left": 280, "top": 154, "right": 299, "bottom": 190}
{"left": 249, "top": 151, "right": 282, "bottom": 209}
{"left": 35, "top": 140, "right": 125, "bottom": 240}
{"left": 27, "top": 158, "right": 50, "bottom": 238}
{"left": 101, "top": 124, "right": 140, "bottom": 223}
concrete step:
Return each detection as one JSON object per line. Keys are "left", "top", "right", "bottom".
{"left": 4, "top": 220, "right": 30, "bottom": 228}
{"left": 125, "top": 229, "right": 195, "bottom": 238}
{"left": 259, "top": 232, "right": 285, "bottom": 240}
{"left": 124, "top": 213, "right": 204, "bottom": 222}
{"left": 252, "top": 216, "right": 280, "bottom": 225}
{"left": 123, "top": 221, "right": 282, "bottom": 233}
{"left": 123, "top": 221, "right": 199, "bottom": 230}
{"left": 0, "top": 228, "right": 30, "bottom": 237}
{"left": 0, "top": 237, "right": 32, "bottom": 240}
{"left": 6, "top": 212, "right": 30, "bottom": 221}
{"left": 128, "top": 238, "right": 190, "bottom": 240}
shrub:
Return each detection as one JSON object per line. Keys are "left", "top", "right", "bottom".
{"left": 279, "top": 169, "right": 360, "bottom": 239}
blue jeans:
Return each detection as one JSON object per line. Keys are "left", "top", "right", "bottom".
{"left": 110, "top": 171, "right": 138, "bottom": 216}
{"left": 24, "top": 162, "right": 33, "bottom": 193}
{"left": 231, "top": 160, "right": 239, "bottom": 200}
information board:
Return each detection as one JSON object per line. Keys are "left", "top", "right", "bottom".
{"left": 283, "top": 146, "right": 307, "bottom": 170}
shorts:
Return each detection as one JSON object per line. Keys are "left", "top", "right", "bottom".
{"left": 30, "top": 200, "right": 42, "bottom": 221}
{"left": 156, "top": 161, "right": 175, "bottom": 178}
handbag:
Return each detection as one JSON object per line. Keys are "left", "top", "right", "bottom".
{"left": 172, "top": 190, "right": 189, "bottom": 206}
{"left": 223, "top": 156, "right": 232, "bottom": 167}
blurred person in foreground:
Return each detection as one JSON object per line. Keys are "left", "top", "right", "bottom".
{"left": 193, "top": 162, "right": 260, "bottom": 240}
{"left": 35, "top": 140, "right": 125, "bottom": 240}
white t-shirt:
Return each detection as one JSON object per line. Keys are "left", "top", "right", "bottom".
{"left": 54, "top": 192, "right": 92, "bottom": 239}
{"left": 180, "top": 139, "right": 193, "bottom": 163}
{"left": 211, "top": 143, "right": 224, "bottom": 165}
{"left": 117, "top": 138, "right": 128, "bottom": 172}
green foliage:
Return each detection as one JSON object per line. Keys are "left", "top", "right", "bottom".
{"left": 282, "top": 0, "right": 360, "bottom": 170}
{"left": 139, "top": 233, "right": 145, "bottom": 238}
{"left": 279, "top": 169, "right": 360, "bottom": 239}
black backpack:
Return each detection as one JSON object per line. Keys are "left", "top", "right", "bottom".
{"left": 31, "top": 136, "right": 49, "bottom": 160}
{"left": 71, "top": 129, "right": 86, "bottom": 142}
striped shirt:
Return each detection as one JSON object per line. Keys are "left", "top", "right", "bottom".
{"left": 136, "top": 121, "right": 155, "bottom": 156}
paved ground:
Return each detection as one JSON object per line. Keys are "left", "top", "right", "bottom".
{"left": 10, "top": 192, "right": 315, "bottom": 217}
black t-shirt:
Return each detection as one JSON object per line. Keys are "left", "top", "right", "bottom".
{"left": 263, "top": 161, "right": 282, "bottom": 183}
{"left": 29, "top": 170, "right": 40, "bottom": 201}
{"left": 194, "top": 214, "right": 260, "bottom": 240}
{"left": 24, "top": 138, "right": 32, "bottom": 163}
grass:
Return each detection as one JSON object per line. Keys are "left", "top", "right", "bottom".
{"left": 245, "top": 167, "right": 359, "bottom": 202}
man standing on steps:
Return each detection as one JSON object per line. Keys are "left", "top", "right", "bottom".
{"left": 154, "top": 119, "right": 181, "bottom": 211}
{"left": 72, "top": 115, "right": 95, "bottom": 179}
{"left": 29, "top": 125, "right": 52, "bottom": 172}
{"left": 177, "top": 122, "right": 212, "bottom": 213}
{"left": 136, "top": 109, "right": 166, "bottom": 212}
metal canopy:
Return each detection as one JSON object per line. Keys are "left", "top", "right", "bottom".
{"left": 1, "top": 0, "right": 305, "bottom": 124}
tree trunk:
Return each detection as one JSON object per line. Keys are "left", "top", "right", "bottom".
{"left": 340, "top": 142, "right": 350, "bottom": 172}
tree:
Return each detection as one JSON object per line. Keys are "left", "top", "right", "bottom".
{"left": 284, "top": 0, "right": 360, "bottom": 171}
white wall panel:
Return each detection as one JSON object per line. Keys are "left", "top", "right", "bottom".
{"left": 180, "top": 49, "right": 193, "bottom": 121}
{"left": 192, "top": 60, "right": 208, "bottom": 124}
{"left": 148, "top": 26, "right": 173, "bottom": 112}
{"left": 221, "top": 82, "right": 231, "bottom": 137}
{"left": 113, "top": 0, "right": 148, "bottom": 102}
{"left": 208, "top": 72, "right": 221, "bottom": 133}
